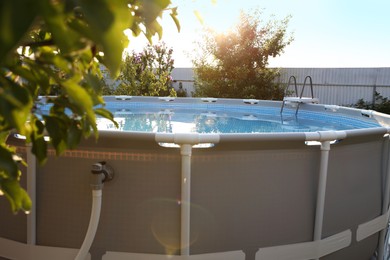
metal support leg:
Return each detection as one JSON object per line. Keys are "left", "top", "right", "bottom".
{"left": 378, "top": 136, "right": 390, "bottom": 259}
{"left": 180, "top": 144, "right": 192, "bottom": 256}
{"left": 313, "top": 141, "right": 331, "bottom": 260}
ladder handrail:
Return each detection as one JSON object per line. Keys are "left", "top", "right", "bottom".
{"left": 285, "top": 75, "right": 298, "bottom": 97}
{"left": 299, "top": 75, "right": 314, "bottom": 99}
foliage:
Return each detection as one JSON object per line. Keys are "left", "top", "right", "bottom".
{"left": 353, "top": 92, "right": 390, "bottom": 114}
{"left": 105, "top": 42, "right": 176, "bottom": 96}
{"left": 0, "top": 0, "right": 179, "bottom": 213}
{"left": 192, "top": 9, "right": 293, "bottom": 100}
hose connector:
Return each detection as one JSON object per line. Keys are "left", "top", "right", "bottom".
{"left": 91, "top": 161, "right": 114, "bottom": 190}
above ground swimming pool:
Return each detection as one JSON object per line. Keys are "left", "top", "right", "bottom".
{"left": 97, "top": 96, "right": 381, "bottom": 134}
{"left": 1, "top": 96, "right": 390, "bottom": 260}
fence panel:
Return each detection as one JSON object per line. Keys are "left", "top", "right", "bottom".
{"left": 170, "top": 68, "right": 390, "bottom": 105}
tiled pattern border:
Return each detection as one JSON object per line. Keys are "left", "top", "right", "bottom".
{"left": 15, "top": 146, "right": 180, "bottom": 162}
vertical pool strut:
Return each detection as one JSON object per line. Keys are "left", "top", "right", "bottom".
{"left": 304, "top": 131, "right": 346, "bottom": 260}
{"left": 155, "top": 133, "right": 220, "bottom": 255}
{"left": 378, "top": 135, "right": 390, "bottom": 259}
{"left": 313, "top": 140, "right": 331, "bottom": 260}
{"left": 180, "top": 144, "right": 192, "bottom": 256}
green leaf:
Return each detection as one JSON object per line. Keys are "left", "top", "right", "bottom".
{"left": 62, "top": 80, "right": 96, "bottom": 132}
{"left": 9, "top": 65, "right": 36, "bottom": 83}
{"left": 20, "top": 58, "right": 52, "bottom": 95}
{"left": 37, "top": 0, "right": 82, "bottom": 54}
{"left": 84, "top": 73, "right": 105, "bottom": 104}
{"left": 1, "top": 178, "right": 32, "bottom": 213}
{"left": 141, "top": 0, "right": 171, "bottom": 23}
{"left": 144, "top": 20, "right": 163, "bottom": 42}
{"left": 43, "top": 115, "right": 67, "bottom": 155}
{"left": 31, "top": 135, "right": 48, "bottom": 164}
{"left": 79, "top": 0, "right": 132, "bottom": 76}
{"left": 0, "top": 0, "right": 37, "bottom": 62}
{"left": 94, "top": 108, "right": 118, "bottom": 128}
{"left": 30, "top": 118, "right": 47, "bottom": 164}
{"left": 67, "top": 120, "right": 82, "bottom": 149}
{"left": 39, "top": 50, "right": 72, "bottom": 73}
{"left": 170, "top": 7, "right": 181, "bottom": 33}
{"left": 193, "top": 10, "right": 204, "bottom": 25}
{"left": 0, "top": 131, "right": 9, "bottom": 144}
{"left": 0, "top": 145, "right": 19, "bottom": 179}
{"left": 0, "top": 79, "right": 33, "bottom": 134}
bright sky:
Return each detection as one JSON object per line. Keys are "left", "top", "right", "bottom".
{"left": 127, "top": 0, "right": 390, "bottom": 68}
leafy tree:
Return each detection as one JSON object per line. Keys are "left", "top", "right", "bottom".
{"left": 108, "top": 42, "right": 176, "bottom": 96}
{"left": 0, "top": 0, "right": 179, "bottom": 213}
{"left": 193, "top": 9, "right": 293, "bottom": 100}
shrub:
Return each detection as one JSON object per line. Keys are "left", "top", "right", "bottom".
{"left": 353, "top": 92, "right": 390, "bottom": 114}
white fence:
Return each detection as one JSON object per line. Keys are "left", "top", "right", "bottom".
{"left": 171, "top": 67, "right": 390, "bottom": 106}
{"left": 277, "top": 68, "right": 390, "bottom": 105}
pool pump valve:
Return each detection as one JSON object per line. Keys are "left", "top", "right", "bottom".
{"left": 91, "top": 161, "right": 114, "bottom": 189}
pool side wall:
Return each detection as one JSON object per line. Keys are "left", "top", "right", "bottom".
{"left": 1, "top": 128, "right": 387, "bottom": 260}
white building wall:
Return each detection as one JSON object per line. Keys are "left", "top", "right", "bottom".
{"left": 171, "top": 68, "right": 195, "bottom": 96}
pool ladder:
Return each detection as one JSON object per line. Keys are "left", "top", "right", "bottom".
{"left": 280, "top": 75, "right": 319, "bottom": 115}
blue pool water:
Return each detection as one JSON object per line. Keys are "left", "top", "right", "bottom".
{"left": 96, "top": 101, "right": 381, "bottom": 134}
